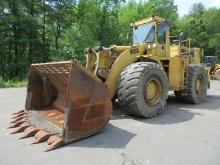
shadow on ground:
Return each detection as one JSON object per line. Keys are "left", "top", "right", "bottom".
{"left": 67, "top": 124, "right": 136, "bottom": 149}
{"left": 65, "top": 94, "right": 220, "bottom": 150}
{"left": 5, "top": 92, "right": 220, "bottom": 151}
{"left": 112, "top": 94, "right": 220, "bottom": 125}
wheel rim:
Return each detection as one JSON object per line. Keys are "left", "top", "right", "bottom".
{"left": 144, "top": 77, "right": 162, "bottom": 105}
{"left": 214, "top": 69, "right": 220, "bottom": 80}
{"left": 195, "top": 76, "right": 203, "bottom": 95}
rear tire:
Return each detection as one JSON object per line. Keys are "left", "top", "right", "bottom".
{"left": 117, "top": 62, "right": 168, "bottom": 118}
{"left": 174, "top": 65, "right": 208, "bottom": 104}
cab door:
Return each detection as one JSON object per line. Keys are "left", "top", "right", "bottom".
{"left": 156, "top": 22, "right": 169, "bottom": 57}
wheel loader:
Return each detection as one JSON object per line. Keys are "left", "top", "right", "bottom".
{"left": 9, "top": 16, "right": 209, "bottom": 151}
{"left": 204, "top": 56, "right": 220, "bottom": 80}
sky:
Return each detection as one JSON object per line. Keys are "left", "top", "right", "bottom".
{"left": 174, "top": 0, "right": 220, "bottom": 16}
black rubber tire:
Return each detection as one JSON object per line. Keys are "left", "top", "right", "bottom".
{"left": 174, "top": 65, "right": 208, "bottom": 104}
{"left": 117, "top": 62, "right": 168, "bottom": 118}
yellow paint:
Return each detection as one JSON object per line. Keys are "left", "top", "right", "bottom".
{"left": 169, "top": 56, "right": 189, "bottom": 90}
{"left": 85, "top": 53, "right": 95, "bottom": 71}
{"left": 214, "top": 64, "right": 220, "bottom": 72}
{"left": 84, "top": 16, "right": 206, "bottom": 98}
{"left": 105, "top": 49, "right": 138, "bottom": 97}
{"left": 131, "top": 16, "right": 166, "bottom": 27}
{"left": 193, "top": 48, "right": 201, "bottom": 64}
{"left": 144, "top": 77, "right": 162, "bottom": 105}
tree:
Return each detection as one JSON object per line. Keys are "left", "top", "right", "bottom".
{"left": 203, "top": 8, "right": 220, "bottom": 58}
{"left": 0, "top": 0, "right": 220, "bottom": 81}
{"left": 46, "top": 0, "right": 73, "bottom": 51}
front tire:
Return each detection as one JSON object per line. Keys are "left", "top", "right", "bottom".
{"left": 117, "top": 62, "right": 168, "bottom": 118}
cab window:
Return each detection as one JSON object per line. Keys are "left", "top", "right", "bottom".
{"left": 157, "top": 23, "right": 169, "bottom": 44}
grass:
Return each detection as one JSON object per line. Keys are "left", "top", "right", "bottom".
{"left": 0, "top": 77, "right": 27, "bottom": 88}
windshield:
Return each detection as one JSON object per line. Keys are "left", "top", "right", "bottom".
{"left": 133, "top": 23, "right": 154, "bottom": 44}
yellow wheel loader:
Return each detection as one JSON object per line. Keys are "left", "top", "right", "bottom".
{"left": 204, "top": 56, "right": 220, "bottom": 80}
{"left": 9, "top": 16, "right": 209, "bottom": 151}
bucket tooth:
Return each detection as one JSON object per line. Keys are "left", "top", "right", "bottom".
{"left": 44, "top": 135, "right": 64, "bottom": 152}
{"left": 10, "top": 122, "right": 31, "bottom": 134}
{"left": 11, "top": 115, "right": 27, "bottom": 123}
{"left": 12, "top": 110, "right": 25, "bottom": 115}
{"left": 32, "top": 130, "right": 56, "bottom": 144}
{"left": 20, "top": 126, "right": 39, "bottom": 139}
{"left": 11, "top": 112, "right": 27, "bottom": 119}
{"left": 8, "top": 119, "right": 27, "bottom": 128}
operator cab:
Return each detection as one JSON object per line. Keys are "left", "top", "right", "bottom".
{"left": 132, "top": 16, "right": 170, "bottom": 45}
{"left": 131, "top": 16, "right": 170, "bottom": 56}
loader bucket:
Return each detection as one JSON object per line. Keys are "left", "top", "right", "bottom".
{"left": 9, "top": 61, "right": 112, "bottom": 151}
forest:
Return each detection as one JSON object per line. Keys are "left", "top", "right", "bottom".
{"left": 0, "top": 0, "right": 220, "bottom": 86}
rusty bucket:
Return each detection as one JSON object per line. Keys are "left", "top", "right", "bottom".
{"left": 9, "top": 61, "right": 112, "bottom": 151}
